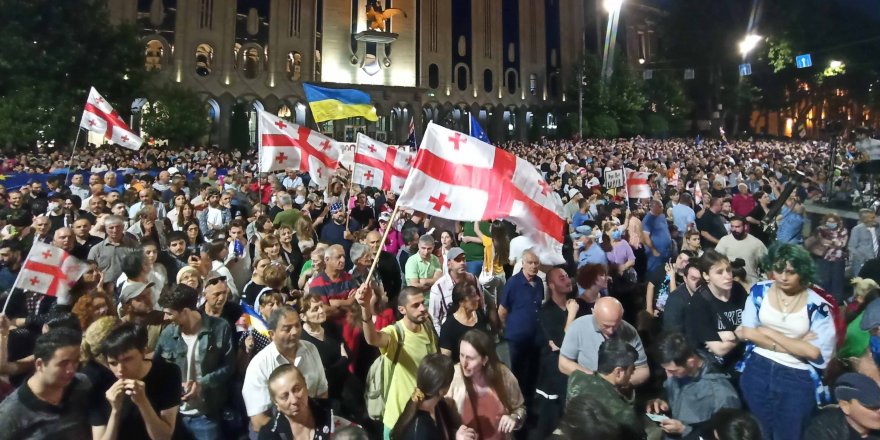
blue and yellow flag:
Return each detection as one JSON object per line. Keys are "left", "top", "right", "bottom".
{"left": 303, "top": 84, "right": 378, "bottom": 123}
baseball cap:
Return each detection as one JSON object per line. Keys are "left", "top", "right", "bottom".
{"left": 378, "top": 211, "right": 392, "bottom": 222}
{"left": 168, "top": 166, "right": 181, "bottom": 176}
{"left": 205, "top": 271, "right": 227, "bottom": 286}
{"left": 570, "top": 225, "right": 593, "bottom": 240}
{"left": 834, "top": 373, "right": 880, "bottom": 408}
{"left": 330, "top": 202, "right": 343, "bottom": 213}
{"left": 446, "top": 247, "right": 465, "bottom": 261}
{"left": 568, "top": 188, "right": 581, "bottom": 199}
{"left": 118, "top": 281, "right": 155, "bottom": 305}
{"left": 859, "top": 298, "right": 880, "bottom": 331}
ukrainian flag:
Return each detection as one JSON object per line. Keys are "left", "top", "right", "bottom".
{"left": 237, "top": 301, "right": 270, "bottom": 337}
{"left": 303, "top": 83, "right": 378, "bottom": 122}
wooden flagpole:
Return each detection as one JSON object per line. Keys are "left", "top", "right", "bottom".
{"left": 364, "top": 204, "right": 400, "bottom": 282}
{"left": 64, "top": 127, "right": 85, "bottom": 185}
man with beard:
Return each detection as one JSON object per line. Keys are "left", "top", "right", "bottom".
{"left": 117, "top": 281, "right": 167, "bottom": 353}
{"left": 714, "top": 217, "right": 767, "bottom": 284}
{"left": 429, "top": 247, "right": 483, "bottom": 333}
{"left": 319, "top": 203, "right": 359, "bottom": 265}
{"left": 356, "top": 286, "right": 437, "bottom": 437}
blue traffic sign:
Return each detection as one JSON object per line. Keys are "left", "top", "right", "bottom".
{"left": 796, "top": 54, "right": 812, "bottom": 69}
{"left": 739, "top": 63, "right": 752, "bottom": 76}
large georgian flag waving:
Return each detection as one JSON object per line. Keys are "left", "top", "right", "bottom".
{"left": 14, "top": 242, "right": 88, "bottom": 305}
{"left": 398, "top": 123, "right": 565, "bottom": 264}
{"left": 353, "top": 133, "right": 415, "bottom": 193}
{"left": 79, "top": 87, "right": 144, "bottom": 150}
{"left": 257, "top": 110, "right": 341, "bottom": 188}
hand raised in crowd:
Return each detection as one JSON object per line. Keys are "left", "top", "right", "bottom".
{"left": 565, "top": 299, "right": 580, "bottom": 316}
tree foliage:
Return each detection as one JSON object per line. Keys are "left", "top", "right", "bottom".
{"left": 139, "top": 84, "right": 211, "bottom": 147}
{"left": 0, "top": 0, "right": 145, "bottom": 148}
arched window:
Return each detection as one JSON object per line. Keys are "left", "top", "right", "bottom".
{"left": 286, "top": 51, "right": 302, "bottom": 81}
{"left": 483, "top": 69, "right": 493, "bottom": 93}
{"left": 242, "top": 47, "right": 261, "bottom": 79}
{"left": 428, "top": 64, "right": 439, "bottom": 89}
{"left": 144, "top": 40, "right": 165, "bottom": 71}
{"left": 507, "top": 71, "right": 517, "bottom": 94}
{"left": 456, "top": 66, "right": 468, "bottom": 91}
{"left": 195, "top": 44, "right": 214, "bottom": 76}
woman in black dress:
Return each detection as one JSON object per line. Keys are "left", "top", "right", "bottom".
{"left": 439, "top": 282, "right": 489, "bottom": 361}
{"left": 391, "top": 353, "right": 477, "bottom": 440}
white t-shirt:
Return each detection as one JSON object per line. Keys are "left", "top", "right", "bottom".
{"left": 179, "top": 332, "right": 204, "bottom": 415}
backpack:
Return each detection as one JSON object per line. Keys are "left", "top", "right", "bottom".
{"left": 365, "top": 322, "right": 405, "bottom": 421}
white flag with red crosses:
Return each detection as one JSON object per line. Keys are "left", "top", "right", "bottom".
{"left": 626, "top": 171, "right": 652, "bottom": 199}
{"left": 257, "top": 110, "right": 341, "bottom": 188}
{"left": 79, "top": 87, "right": 143, "bottom": 150}
{"left": 397, "top": 122, "right": 565, "bottom": 264}
{"left": 14, "top": 242, "right": 88, "bottom": 304}
{"left": 352, "top": 133, "right": 414, "bottom": 193}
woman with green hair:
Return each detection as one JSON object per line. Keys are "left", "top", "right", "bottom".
{"left": 734, "top": 243, "right": 838, "bottom": 440}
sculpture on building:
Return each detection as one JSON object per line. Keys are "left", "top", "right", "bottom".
{"left": 366, "top": 0, "right": 406, "bottom": 32}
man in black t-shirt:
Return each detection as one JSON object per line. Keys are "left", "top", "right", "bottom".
{"left": 0, "top": 328, "right": 91, "bottom": 438}
{"left": 697, "top": 197, "right": 728, "bottom": 249}
{"left": 91, "top": 322, "right": 186, "bottom": 440}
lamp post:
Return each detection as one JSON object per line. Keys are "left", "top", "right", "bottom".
{"left": 738, "top": 34, "right": 762, "bottom": 56}
{"left": 601, "top": 0, "right": 624, "bottom": 83}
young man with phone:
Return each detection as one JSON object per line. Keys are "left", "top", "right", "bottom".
{"left": 646, "top": 333, "right": 740, "bottom": 439}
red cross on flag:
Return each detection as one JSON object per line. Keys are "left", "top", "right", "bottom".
{"left": 14, "top": 242, "right": 88, "bottom": 303}
{"left": 397, "top": 123, "right": 565, "bottom": 264}
{"left": 258, "top": 110, "right": 341, "bottom": 188}
{"left": 79, "top": 87, "right": 144, "bottom": 150}
{"left": 626, "top": 170, "right": 652, "bottom": 199}
{"left": 352, "top": 133, "right": 414, "bottom": 193}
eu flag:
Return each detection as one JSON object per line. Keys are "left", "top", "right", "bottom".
{"left": 469, "top": 114, "right": 491, "bottom": 144}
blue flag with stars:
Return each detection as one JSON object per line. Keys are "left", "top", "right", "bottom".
{"left": 469, "top": 114, "right": 491, "bottom": 144}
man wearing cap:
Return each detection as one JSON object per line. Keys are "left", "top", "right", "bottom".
{"left": 805, "top": 372, "right": 880, "bottom": 439}
{"left": 118, "top": 280, "right": 167, "bottom": 352}
{"left": 429, "top": 247, "right": 484, "bottom": 333}
{"left": 573, "top": 225, "right": 608, "bottom": 267}
{"left": 319, "top": 203, "right": 359, "bottom": 266}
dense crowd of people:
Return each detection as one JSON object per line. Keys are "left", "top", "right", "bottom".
{"left": 0, "top": 133, "right": 878, "bottom": 440}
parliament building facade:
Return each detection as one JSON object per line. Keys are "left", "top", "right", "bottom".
{"left": 108, "top": 0, "right": 660, "bottom": 148}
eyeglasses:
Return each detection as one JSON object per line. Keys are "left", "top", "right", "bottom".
{"left": 206, "top": 276, "right": 227, "bottom": 286}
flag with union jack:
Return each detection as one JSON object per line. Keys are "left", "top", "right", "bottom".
{"left": 352, "top": 133, "right": 414, "bottom": 193}
{"left": 257, "top": 110, "right": 342, "bottom": 188}
{"left": 397, "top": 123, "right": 565, "bottom": 264}
{"left": 14, "top": 242, "right": 88, "bottom": 304}
{"left": 79, "top": 87, "right": 143, "bottom": 150}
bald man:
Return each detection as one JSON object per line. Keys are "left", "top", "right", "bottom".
{"left": 52, "top": 227, "right": 75, "bottom": 253}
{"left": 558, "top": 297, "right": 649, "bottom": 386}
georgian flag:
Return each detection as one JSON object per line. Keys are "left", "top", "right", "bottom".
{"left": 257, "top": 110, "right": 341, "bottom": 188}
{"left": 79, "top": 87, "right": 143, "bottom": 150}
{"left": 626, "top": 171, "right": 652, "bottom": 199}
{"left": 352, "top": 133, "right": 414, "bottom": 193}
{"left": 14, "top": 242, "right": 88, "bottom": 305}
{"left": 397, "top": 122, "right": 565, "bottom": 264}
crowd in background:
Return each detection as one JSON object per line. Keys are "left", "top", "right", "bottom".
{"left": 0, "top": 134, "right": 878, "bottom": 440}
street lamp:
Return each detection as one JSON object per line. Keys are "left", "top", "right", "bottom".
{"left": 603, "top": 0, "right": 623, "bottom": 13}
{"left": 829, "top": 60, "right": 843, "bottom": 69}
{"left": 738, "top": 34, "right": 762, "bottom": 55}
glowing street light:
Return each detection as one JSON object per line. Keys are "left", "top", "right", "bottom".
{"left": 738, "top": 34, "right": 762, "bottom": 55}
{"left": 829, "top": 60, "right": 843, "bottom": 69}
{"left": 603, "top": 0, "right": 623, "bottom": 14}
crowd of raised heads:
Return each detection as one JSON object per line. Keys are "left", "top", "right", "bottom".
{"left": 0, "top": 133, "right": 878, "bottom": 440}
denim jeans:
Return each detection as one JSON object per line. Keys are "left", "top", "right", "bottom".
{"left": 740, "top": 353, "right": 816, "bottom": 440}
{"left": 182, "top": 414, "right": 221, "bottom": 440}
{"left": 815, "top": 258, "right": 845, "bottom": 304}
{"left": 465, "top": 260, "right": 483, "bottom": 277}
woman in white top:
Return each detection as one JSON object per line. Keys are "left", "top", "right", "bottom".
{"left": 735, "top": 243, "right": 838, "bottom": 440}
